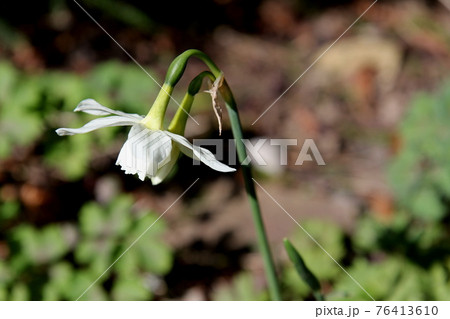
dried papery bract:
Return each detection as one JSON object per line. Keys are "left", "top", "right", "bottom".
{"left": 205, "top": 73, "right": 224, "bottom": 135}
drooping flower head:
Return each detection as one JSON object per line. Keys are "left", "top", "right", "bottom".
{"left": 56, "top": 72, "right": 235, "bottom": 184}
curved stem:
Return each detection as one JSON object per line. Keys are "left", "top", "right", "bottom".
{"left": 166, "top": 50, "right": 282, "bottom": 300}
{"left": 168, "top": 71, "right": 215, "bottom": 135}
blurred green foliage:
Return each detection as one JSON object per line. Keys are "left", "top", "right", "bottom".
{"left": 283, "top": 238, "right": 323, "bottom": 300}
{"left": 81, "top": 0, "right": 154, "bottom": 31}
{"left": 278, "top": 214, "right": 450, "bottom": 301}
{"left": 0, "top": 60, "right": 175, "bottom": 300}
{"left": 212, "top": 272, "right": 268, "bottom": 301}
{"left": 389, "top": 81, "right": 450, "bottom": 221}
{"left": 280, "top": 220, "right": 345, "bottom": 300}
{"left": 277, "top": 81, "right": 450, "bottom": 301}
{"left": 0, "top": 59, "right": 159, "bottom": 179}
{"left": 281, "top": 220, "right": 343, "bottom": 298}
{"left": 0, "top": 195, "right": 173, "bottom": 300}
{"left": 1, "top": 60, "right": 450, "bottom": 300}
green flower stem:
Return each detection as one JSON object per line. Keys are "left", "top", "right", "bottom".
{"left": 142, "top": 83, "right": 174, "bottom": 130}
{"left": 224, "top": 87, "right": 282, "bottom": 301}
{"left": 166, "top": 50, "right": 282, "bottom": 300}
{"left": 168, "top": 71, "right": 215, "bottom": 135}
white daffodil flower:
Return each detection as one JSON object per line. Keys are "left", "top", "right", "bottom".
{"left": 56, "top": 99, "right": 235, "bottom": 184}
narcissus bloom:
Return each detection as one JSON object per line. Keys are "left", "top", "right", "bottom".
{"left": 56, "top": 99, "right": 235, "bottom": 184}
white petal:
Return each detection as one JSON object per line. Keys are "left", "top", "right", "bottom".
{"left": 75, "top": 99, "right": 143, "bottom": 121}
{"left": 165, "top": 131, "right": 235, "bottom": 173}
{"left": 150, "top": 147, "right": 180, "bottom": 185}
{"left": 116, "top": 126, "right": 173, "bottom": 180}
{"left": 56, "top": 115, "right": 140, "bottom": 136}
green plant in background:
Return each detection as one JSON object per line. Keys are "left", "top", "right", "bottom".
{"left": 277, "top": 214, "right": 450, "bottom": 301}
{"left": 279, "top": 88, "right": 450, "bottom": 299}
{"left": 0, "top": 62, "right": 42, "bottom": 158}
{"left": 300, "top": 80, "right": 450, "bottom": 301}
{"left": 0, "top": 195, "right": 173, "bottom": 300}
{"left": 212, "top": 272, "right": 268, "bottom": 301}
{"left": 389, "top": 81, "right": 450, "bottom": 221}
{"left": 0, "top": 59, "right": 160, "bottom": 180}
{"left": 343, "top": 212, "right": 450, "bottom": 301}
{"left": 280, "top": 220, "right": 343, "bottom": 300}
{"left": 283, "top": 238, "right": 323, "bottom": 301}
{"left": 81, "top": 0, "right": 154, "bottom": 31}
{"left": 306, "top": 81, "right": 450, "bottom": 301}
